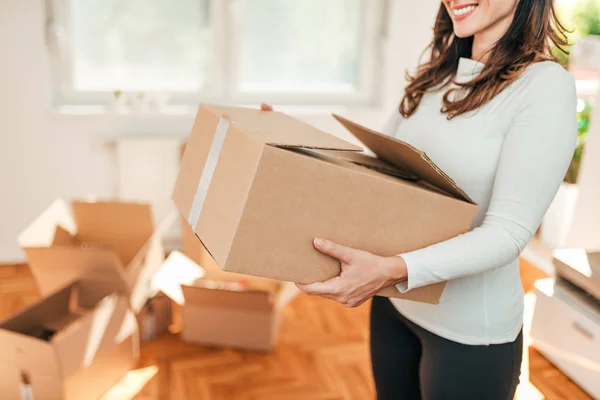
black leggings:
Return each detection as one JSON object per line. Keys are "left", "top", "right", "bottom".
{"left": 370, "top": 296, "right": 523, "bottom": 400}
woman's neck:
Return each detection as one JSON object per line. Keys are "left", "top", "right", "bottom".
{"left": 471, "top": 12, "right": 515, "bottom": 63}
{"left": 471, "top": 37, "right": 492, "bottom": 63}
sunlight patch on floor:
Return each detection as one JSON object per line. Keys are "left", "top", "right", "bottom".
{"left": 515, "top": 292, "right": 544, "bottom": 400}
{"left": 99, "top": 366, "right": 158, "bottom": 400}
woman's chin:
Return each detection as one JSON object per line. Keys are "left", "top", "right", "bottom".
{"left": 453, "top": 28, "right": 476, "bottom": 39}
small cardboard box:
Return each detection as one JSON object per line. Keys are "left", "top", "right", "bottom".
{"left": 137, "top": 292, "right": 173, "bottom": 343}
{"left": 18, "top": 199, "right": 166, "bottom": 313}
{"left": 154, "top": 251, "right": 297, "bottom": 352}
{"left": 0, "top": 280, "right": 139, "bottom": 400}
{"left": 173, "top": 105, "right": 478, "bottom": 304}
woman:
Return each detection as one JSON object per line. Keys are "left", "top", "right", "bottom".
{"left": 266, "top": 0, "right": 576, "bottom": 398}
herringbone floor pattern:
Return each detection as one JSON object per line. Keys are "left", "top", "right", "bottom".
{"left": 0, "top": 262, "right": 592, "bottom": 400}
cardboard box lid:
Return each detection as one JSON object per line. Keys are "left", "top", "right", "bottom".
{"left": 203, "top": 105, "right": 363, "bottom": 151}
{"left": 71, "top": 200, "right": 154, "bottom": 265}
{"left": 333, "top": 114, "right": 474, "bottom": 203}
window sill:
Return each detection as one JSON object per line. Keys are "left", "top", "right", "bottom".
{"left": 53, "top": 104, "right": 197, "bottom": 117}
{"left": 51, "top": 103, "right": 385, "bottom": 119}
{"left": 49, "top": 104, "right": 386, "bottom": 142}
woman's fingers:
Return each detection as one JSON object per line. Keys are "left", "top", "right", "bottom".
{"left": 313, "top": 238, "right": 354, "bottom": 264}
{"left": 296, "top": 280, "right": 335, "bottom": 295}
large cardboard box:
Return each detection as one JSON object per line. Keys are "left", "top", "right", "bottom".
{"left": 154, "top": 251, "right": 297, "bottom": 352}
{"left": 18, "top": 199, "right": 166, "bottom": 313}
{"left": 0, "top": 280, "right": 139, "bottom": 400}
{"left": 173, "top": 105, "right": 478, "bottom": 304}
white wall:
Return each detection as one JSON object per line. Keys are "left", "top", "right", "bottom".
{"left": 565, "top": 87, "right": 600, "bottom": 250}
{"left": 0, "top": 0, "right": 437, "bottom": 262}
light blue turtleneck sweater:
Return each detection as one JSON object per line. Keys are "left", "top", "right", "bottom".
{"left": 386, "top": 57, "right": 577, "bottom": 345}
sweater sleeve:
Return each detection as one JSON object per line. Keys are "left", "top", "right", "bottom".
{"left": 396, "top": 65, "right": 578, "bottom": 292}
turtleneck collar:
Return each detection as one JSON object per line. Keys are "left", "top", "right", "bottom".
{"left": 456, "top": 57, "right": 485, "bottom": 82}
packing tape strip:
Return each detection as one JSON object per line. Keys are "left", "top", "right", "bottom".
{"left": 20, "top": 383, "right": 33, "bottom": 400}
{"left": 188, "top": 117, "right": 231, "bottom": 229}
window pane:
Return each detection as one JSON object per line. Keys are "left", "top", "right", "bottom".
{"left": 70, "top": 0, "right": 210, "bottom": 92}
{"left": 240, "top": 0, "right": 363, "bottom": 93}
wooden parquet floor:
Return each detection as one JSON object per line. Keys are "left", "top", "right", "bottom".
{"left": 0, "top": 261, "right": 593, "bottom": 400}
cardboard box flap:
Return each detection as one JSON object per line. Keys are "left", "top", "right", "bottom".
{"left": 23, "top": 246, "right": 128, "bottom": 295}
{"left": 52, "top": 293, "right": 130, "bottom": 378}
{"left": 52, "top": 226, "right": 80, "bottom": 247}
{"left": 203, "top": 104, "right": 362, "bottom": 151}
{"left": 71, "top": 200, "right": 154, "bottom": 265}
{"left": 182, "top": 283, "right": 274, "bottom": 312}
{"left": 17, "top": 199, "right": 77, "bottom": 247}
{"left": 333, "top": 114, "right": 474, "bottom": 203}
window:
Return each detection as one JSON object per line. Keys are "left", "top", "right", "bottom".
{"left": 46, "top": 0, "right": 386, "bottom": 109}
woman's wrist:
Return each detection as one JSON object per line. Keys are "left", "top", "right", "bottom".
{"left": 380, "top": 255, "right": 408, "bottom": 287}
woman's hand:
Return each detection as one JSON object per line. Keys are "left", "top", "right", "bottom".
{"left": 296, "top": 238, "right": 409, "bottom": 308}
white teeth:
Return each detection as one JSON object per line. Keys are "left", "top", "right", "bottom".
{"left": 453, "top": 5, "right": 477, "bottom": 16}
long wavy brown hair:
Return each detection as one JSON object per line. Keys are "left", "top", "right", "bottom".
{"left": 400, "top": 0, "right": 570, "bottom": 120}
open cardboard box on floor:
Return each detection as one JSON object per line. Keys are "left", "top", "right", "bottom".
{"left": 153, "top": 249, "right": 298, "bottom": 352}
{"left": 173, "top": 105, "right": 479, "bottom": 304}
{"left": 0, "top": 279, "right": 139, "bottom": 400}
{"left": 18, "top": 199, "right": 167, "bottom": 314}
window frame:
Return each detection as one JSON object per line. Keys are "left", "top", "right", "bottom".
{"left": 46, "top": 0, "right": 386, "bottom": 109}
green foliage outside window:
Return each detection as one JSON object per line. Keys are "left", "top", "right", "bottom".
{"left": 565, "top": 100, "right": 593, "bottom": 183}
{"left": 553, "top": 0, "right": 600, "bottom": 64}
